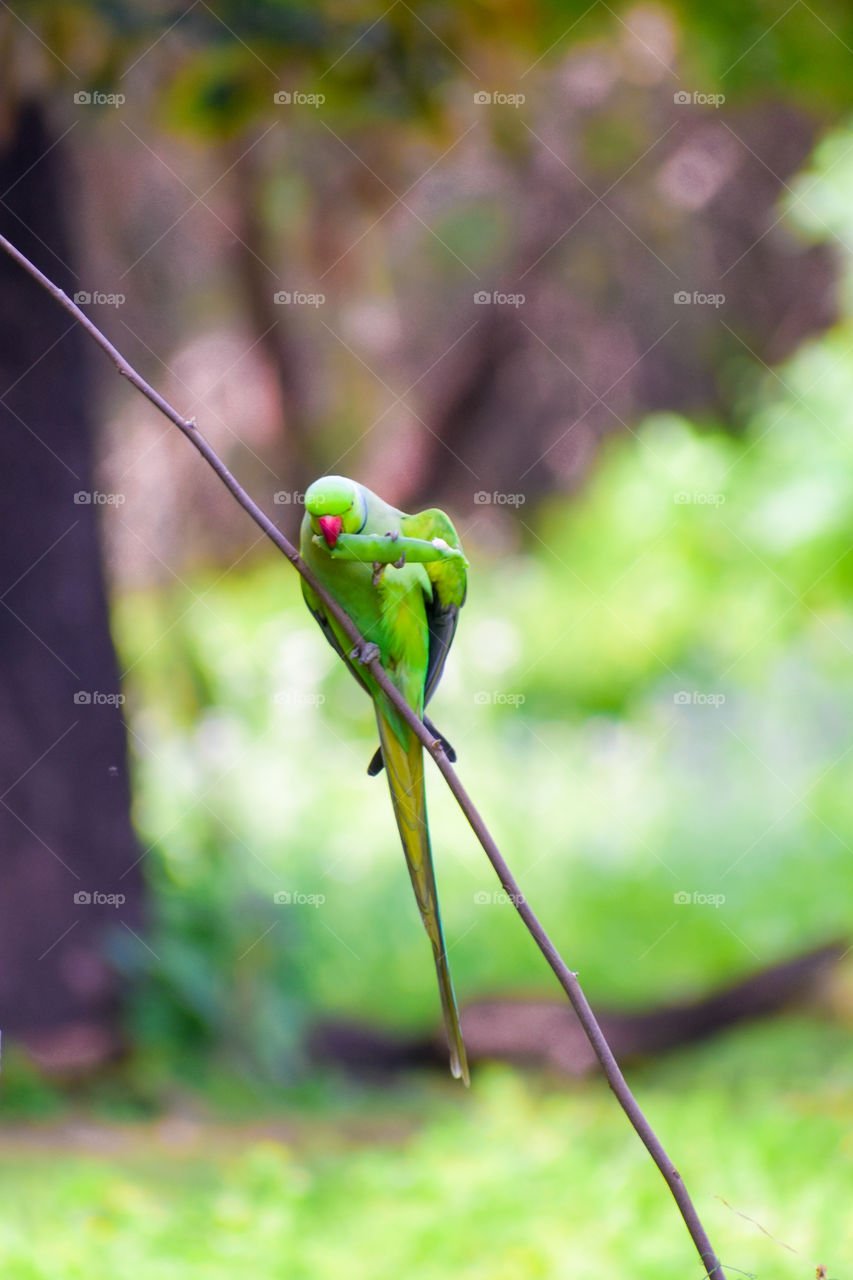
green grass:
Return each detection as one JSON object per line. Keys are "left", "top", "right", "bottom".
{"left": 2, "top": 1016, "right": 850, "bottom": 1279}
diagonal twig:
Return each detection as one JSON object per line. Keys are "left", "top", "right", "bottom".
{"left": 0, "top": 230, "right": 727, "bottom": 1280}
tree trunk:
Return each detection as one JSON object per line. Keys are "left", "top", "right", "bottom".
{"left": 0, "top": 102, "right": 143, "bottom": 1071}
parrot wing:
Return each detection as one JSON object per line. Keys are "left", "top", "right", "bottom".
{"left": 303, "top": 567, "right": 454, "bottom": 774}
{"left": 400, "top": 508, "right": 467, "bottom": 706}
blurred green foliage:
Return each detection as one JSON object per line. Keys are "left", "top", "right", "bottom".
{"left": 36, "top": 0, "right": 853, "bottom": 120}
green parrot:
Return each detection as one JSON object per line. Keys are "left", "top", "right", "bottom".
{"left": 299, "top": 475, "right": 470, "bottom": 1084}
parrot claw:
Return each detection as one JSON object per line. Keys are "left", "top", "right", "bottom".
{"left": 352, "top": 641, "right": 381, "bottom": 666}
{"left": 371, "top": 561, "right": 384, "bottom": 587}
{"left": 392, "top": 553, "right": 406, "bottom": 569}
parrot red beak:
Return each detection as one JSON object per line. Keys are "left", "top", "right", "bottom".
{"left": 318, "top": 514, "right": 343, "bottom": 548}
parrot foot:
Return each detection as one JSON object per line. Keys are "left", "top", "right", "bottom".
{"left": 371, "top": 562, "right": 384, "bottom": 587}
{"left": 351, "top": 641, "right": 381, "bottom": 666}
{"left": 383, "top": 532, "right": 405, "bottom": 570}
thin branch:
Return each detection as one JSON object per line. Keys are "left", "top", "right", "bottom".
{"left": 0, "top": 230, "right": 726, "bottom": 1280}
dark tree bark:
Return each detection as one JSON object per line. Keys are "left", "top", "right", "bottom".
{"left": 0, "top": 102, "right": 143, "bottom": 1071}
{"left": 309, "top": 940, "right": 844, "bottom": 1079}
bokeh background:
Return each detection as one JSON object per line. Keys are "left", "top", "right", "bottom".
{"left": 2, "top": 2, "right": 853, "bottom": 1276}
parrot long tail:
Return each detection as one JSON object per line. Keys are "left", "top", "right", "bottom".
{"left": 375, "top": 708, "right": 470, "bottom": 1086}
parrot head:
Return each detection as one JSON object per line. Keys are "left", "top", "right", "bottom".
{"left": 304, "top": 475, "right": 368, "bottom": 548}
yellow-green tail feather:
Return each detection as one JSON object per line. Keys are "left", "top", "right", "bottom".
{"left": 375, "top": 709, "right": 470, "bottom": 1086}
